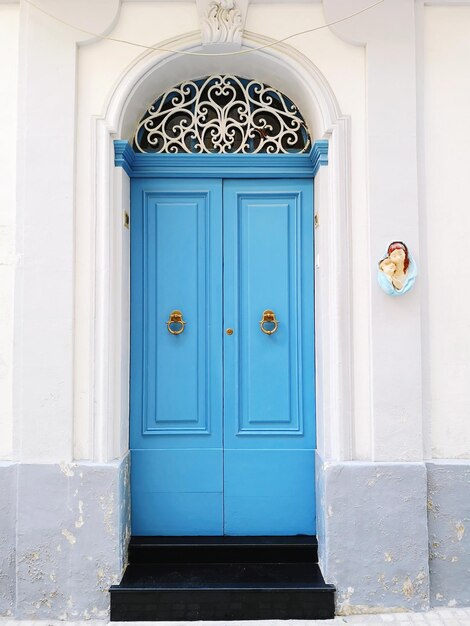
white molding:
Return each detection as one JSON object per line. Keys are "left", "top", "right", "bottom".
{"left": 13, "top": 0, "right": 120, "bottom": 463}
{"left": 121, "top": 0, "right": 321, "bottom": 3}
{"left": 7, "top": 0, "right": 470, "bottom": 4}
{"left": 323, "top": 0, "right": 424, "bottom": 461}
{"left": 88, "top": 30, "right": 353, "bottom": 462}
{"left": 196, "top": 0, "right": 248, "bottom": 48}
{"left": 424, "top": 1, "right": 470, "bottom": 4}
{"left": 22, "top": 0, "right": 121, "bottom": 45}
{"left": 323, "top": 115, "right": 353, "bottom": 460}
{"left": 118, "top": 0, "right": 470, "bottom": 4}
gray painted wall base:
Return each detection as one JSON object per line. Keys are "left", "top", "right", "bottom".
{"left": 316, "top": 453, "right": 430, "bottom": 614}
{"left": 0, "top": 462, "right": 17, "bottom": 617}
{"left": 0, "top": 455, "right": 130, "bottom": 619}
{"left": 3, "top": 454, "right": 470, "bottom": 618}
{"left": 427, "top": 460, "right": 470, "bottom": 608}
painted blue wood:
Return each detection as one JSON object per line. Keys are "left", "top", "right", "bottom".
{"left": 114, "top": 140, "right": 135, "bottom": 177}
{"left": 130, "top": 178, "right": 223, "bottom": 535}
{"left": 309, "top": 139, "right": 328, "bottom": 176}
{"left": 114, "top": 140, "right": 328, "bottom": 179}
{"left": 224, "top": 450, "right": 315, "bottom": 535}
{"left": 223, "top": 179, "right": 316, "bottom": 535}
{"left": 132, "top": 450, "right": 223, "bottom": 535}
{"left": 130, "top": 173, "right": 316, "bottom": 536}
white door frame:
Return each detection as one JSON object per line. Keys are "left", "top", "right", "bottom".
{"left": 86, "top": 30, "right": 353, "bottom": 464}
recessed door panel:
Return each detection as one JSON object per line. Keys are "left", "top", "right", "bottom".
{"left": 223, "top": 450, "right": 315, "bottom": 535}
{"left": 130, "top": 178, "right": 223, "bottom": 535}
{"left": 147, "top": 197, "right": 207, "bottom": 433}
{"left": 223, "top": 179, "right": 315, "bottom": 535}
{"left": 234, "top": 195, "right": 301, "bottom": 434}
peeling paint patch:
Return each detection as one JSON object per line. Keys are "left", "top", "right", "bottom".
{"left": 402, "top": 576, "right": 415, "bottom": 599}
{"left": 61, "top": 529, "right": 76, "bottom": 545}
{"left": 19, "top": 550, "right": 45, "bottom": 583}
{"left": 338, "top": 585, "right": 355, "bottom": 608}
{"left": 99, "top": 493, "right": 115, "bottom": 536}
{"left": 455, "top": 521, "right": 465, "bottom": 541}
{"left": 75, "top": 500, "right": 84, "bottom": 528}
{"left": 21, "top": 551, "right": 40, "bottom": 562}
{"left": 59, "top": 462, "right": 75, "bottom": 477}
{"left": 337, "top": 604, "right": 410, "bottom": 616}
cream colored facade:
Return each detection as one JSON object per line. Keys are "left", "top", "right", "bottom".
{"left": 1, "top": 0, "right": 470, "bottom": 618}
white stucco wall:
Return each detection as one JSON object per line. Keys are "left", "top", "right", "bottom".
{"left": 74, "top": 1, "right": 367, "bottom": 460}
{"left": 5, "top": 1, "right": 470, "bottom": 464}
{"left": 74, "top": 2, "right": 200, "bottom": 460}
{"left": 0, "top": 4, "right": 19, "bottom": 461}
{"left": 423, "top": 6, "right": 470, "bottom": 459}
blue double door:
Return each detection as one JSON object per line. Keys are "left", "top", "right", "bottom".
{"left": 130, "top": 177, "right": 315, "bottom": 536}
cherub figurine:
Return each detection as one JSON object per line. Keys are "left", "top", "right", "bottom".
{"left": 378, "top": 241, "right": 417, "bottom": 296}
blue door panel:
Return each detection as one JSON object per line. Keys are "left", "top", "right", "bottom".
{"left": 224, "top": 450, "right": 315, "bottom": 497}
{"left": 224, "top": 450, "right": 315, "bottom": 535}
{"left": 223, "top": 179, "right": 315, "bottom": 535}
{"left": 130, "top": 175, "right": 315, "bottom": 536}
{"left": 130, "top": 178, "right": 223, "bottom": 536}
{"left": 131, "top": 449, "right": 223, "bottom": 535}
{"left": 132, "top": 493, "right": 223, "bottom": 536}
{"left": 131, "top": 450, "right": 223, "bottom": 493}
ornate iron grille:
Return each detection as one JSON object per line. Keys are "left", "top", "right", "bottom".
{"left": 133, "top": 75, "right": 311, "bottom": 154}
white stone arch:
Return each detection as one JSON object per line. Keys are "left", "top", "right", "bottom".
{"left": 89, "top": 30, "right": 353, "bottom": 464}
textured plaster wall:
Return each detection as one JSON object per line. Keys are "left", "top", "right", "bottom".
{"left": 0, "top": 456, "right": 130, "bottom": 620}
{"left": 0, "top": 463, "right": 17, "bottom": 616}
{"left": 316, "top": 454, "right": 430, "bottom": 614}
{"left": 0, "top": 3, "right": 19, "bottom": 461}
{"left": 422, "top": 6, "right": 470, "bottom": 459}
{"left": 427, "top": 461, "right": 470, "bottom": 607}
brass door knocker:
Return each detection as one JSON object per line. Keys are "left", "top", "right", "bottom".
{"left": 259, "top": 309, "right": 279, "bottom": 335}
{"left": 166, "top": 310, "right": 186, "bottom": 335}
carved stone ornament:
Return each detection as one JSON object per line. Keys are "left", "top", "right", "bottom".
{"left": 133, "top": 75, "right": 311, "bottom": 155}
{"left": 197, "top": 0, "right": 248, "bottom": 48}
{"left": 377, "top": 241, "right": 417, "bottom": 296}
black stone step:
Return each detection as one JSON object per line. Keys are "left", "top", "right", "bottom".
{"left": 128, "top": 535, "right": 318, "bottom": 564}
{"left": 110, "top": 562, "right": 335, "bottom": 621}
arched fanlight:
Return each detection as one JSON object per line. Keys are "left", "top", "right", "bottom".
{"left": 133, "top": 75, "right": 311, "bottom": 154}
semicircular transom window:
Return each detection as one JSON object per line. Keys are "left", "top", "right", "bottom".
{"left": 133, "top": 75, "right": 311, "bottom": 154}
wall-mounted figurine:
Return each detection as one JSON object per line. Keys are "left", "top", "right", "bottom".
{"left": 377, "top": 241, "right": 417, "bottom": 296}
